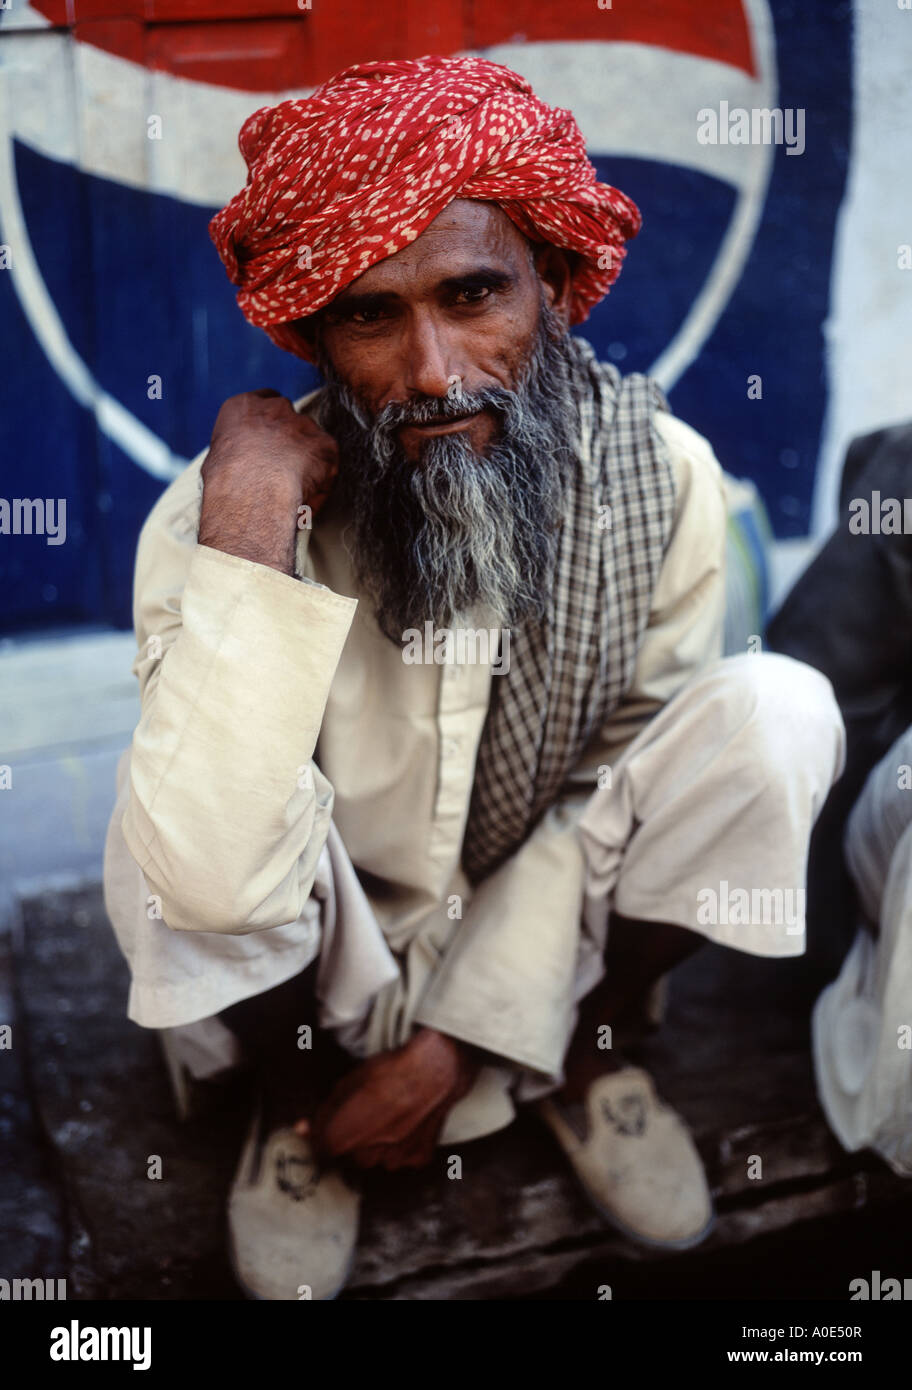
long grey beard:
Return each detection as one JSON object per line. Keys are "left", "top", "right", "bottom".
{"left": 315, "top": 307, "right": 577, "bottom": 642}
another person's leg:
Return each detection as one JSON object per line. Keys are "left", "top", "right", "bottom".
{"left": 814, "top": 724, "right": 912, "bottom": 1175}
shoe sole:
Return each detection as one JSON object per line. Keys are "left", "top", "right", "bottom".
{"left": 227, "top": 1229, "right": 355, "bottom": 1302}
{"left": 581, "top": 1177, "right": 717, "bottom": 1252}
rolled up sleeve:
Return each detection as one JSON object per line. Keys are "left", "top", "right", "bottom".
{"left": 121, "top": 477, "right": 356, "bottom": 936}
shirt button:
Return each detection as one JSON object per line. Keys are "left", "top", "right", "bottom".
{"left": 442, "top": 737, "right": 461, "bottom": 758}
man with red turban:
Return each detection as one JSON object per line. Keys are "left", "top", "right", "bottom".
{"left": 105, "top": 55, "right": 844, "bottom": 1299}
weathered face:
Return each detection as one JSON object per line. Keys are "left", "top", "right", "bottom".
{"left": 305, "top": 199, "right": 573, "bottom": 460}
{"left": 294, "top": 201, "right": 579, "bottom": 641}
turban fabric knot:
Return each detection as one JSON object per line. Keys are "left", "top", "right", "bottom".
{"left": 209, "top": 54, "right": 642, "bottom": 360}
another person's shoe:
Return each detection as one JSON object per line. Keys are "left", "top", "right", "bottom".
{"left": 228, "top": 1103, "right": 360, "bottom": 1300}
{"left": 538, "top": 1066, "right": 714, "bottom": 1249}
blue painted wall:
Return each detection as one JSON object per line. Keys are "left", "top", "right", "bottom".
{"left": 0, "top": 0, "right": 852, "bottom": 633}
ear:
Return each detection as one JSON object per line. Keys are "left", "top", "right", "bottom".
{"left": 532, "top": 244, "right": 574, "bottom": 332}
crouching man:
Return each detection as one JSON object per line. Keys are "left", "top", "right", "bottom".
{"left": 104, "top": 55, "right": 845, "bottom": 1299}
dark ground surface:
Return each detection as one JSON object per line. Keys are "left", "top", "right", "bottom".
{"left": 1, "top": 884, "right": 910, "bottom": 1301}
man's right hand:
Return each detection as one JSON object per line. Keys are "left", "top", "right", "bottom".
{"left": 199, "top": 389, "right": 339, "bottom": 575}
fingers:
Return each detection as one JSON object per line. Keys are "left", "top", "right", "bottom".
{"left": 314, "top": 1096, "right": 420, "bottom": 1162}
{"left": 306, "top": 1044, "right": 460, "bottom": 1170}
{"left": 386, "top": 1103, "right": 450, "bottom": 1169}
{"left": 378, "top": 1132, "right": 438, "bottom": 1171}
{"left": 315, "top": 1062, "right": 374, "bottom": 1119}
{"left": 348, "top": 1144, "right": 390, "bottom": 1169}
{"left": 308, "top": 465, "right": 339, "bottom": 519}
{"left": 308, "top": 1070, "right": 375, "bottom": 1159}
{"left": 309, "top": 491, "right": 334, "bottom": 521}
{"left": 343, "top": 1137, "right": 434, "bottom": 1171}
{"left": 321, "top": 1100, "right": 448, "bottom": 1171}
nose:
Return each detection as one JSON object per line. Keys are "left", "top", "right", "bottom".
{"left": 402, "top": 312, "right": 461, "bottom": 401}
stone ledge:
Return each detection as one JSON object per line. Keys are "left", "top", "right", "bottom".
{"left": 2, "top": 884, "right": 910, "bottom": 1300}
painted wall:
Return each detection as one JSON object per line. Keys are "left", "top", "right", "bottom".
{"left": 1, "top": 0, "right": 903, "bottom": 635}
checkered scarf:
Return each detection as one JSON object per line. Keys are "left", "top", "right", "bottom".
{"left": 461, "top": 335, "right": 677, "bottom": 883}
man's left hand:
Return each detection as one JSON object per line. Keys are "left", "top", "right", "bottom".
{"left": 299, "top": 1027, "right": 481, "bottom": 1170}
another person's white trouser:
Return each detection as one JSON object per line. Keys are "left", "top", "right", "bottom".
{"left": 814, "top": 726, "right": 912, "bottom": 1176}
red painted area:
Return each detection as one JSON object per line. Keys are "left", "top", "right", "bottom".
{"left": 32, "top": 0, "right": 756, "bottom": 88}
{"left": 470, "top": 0, "right": 756, "bottom": 78}
{"left": 71, "top": 18, "right": 144, "bottom": 67}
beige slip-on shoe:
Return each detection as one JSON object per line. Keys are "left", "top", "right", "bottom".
{"left": 228, "top": 1104, "right": 360, "bottom": 1300}
{"left": 539, "top": 1066, "right": 714, "bottom": 1250}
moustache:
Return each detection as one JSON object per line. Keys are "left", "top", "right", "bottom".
{"left": 362, "top": 385, "right": 518, "bottom": 434}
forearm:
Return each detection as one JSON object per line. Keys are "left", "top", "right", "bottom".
{"left": 122, "top": 544, "right": 356, "bottom": 934}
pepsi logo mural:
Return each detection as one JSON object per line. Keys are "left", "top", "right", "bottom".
{"left": 0, "top": 0, "right": 851, "bottom": 631}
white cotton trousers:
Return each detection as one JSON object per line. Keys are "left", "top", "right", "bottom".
{"left": 111, "top": 652, "right": 845, "bottom": 1143}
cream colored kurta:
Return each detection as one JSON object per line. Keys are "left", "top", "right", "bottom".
{"left": 103, "top": 391, "right": 729, "bottom": 1128}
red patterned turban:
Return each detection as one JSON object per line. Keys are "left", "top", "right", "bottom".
{"left": 209, "top": 55, "right": 642, "bottom": 360}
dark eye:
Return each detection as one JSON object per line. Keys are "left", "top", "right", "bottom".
{"left": 453, "top": 286, "right": 492, "bottom": 305}
{"left": 350, "top": 306, "right": 387, "bottom": 324}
